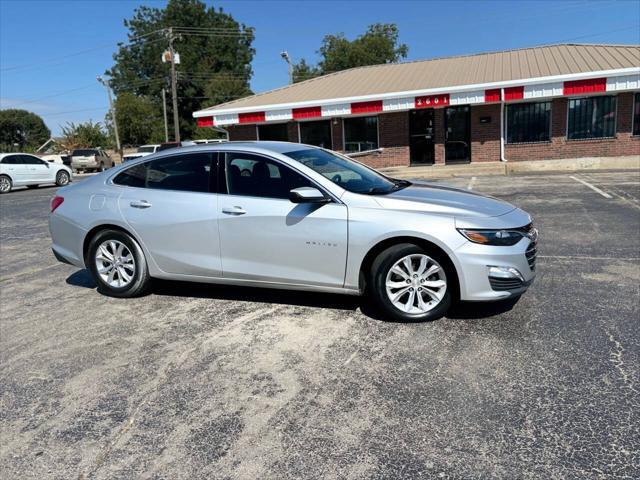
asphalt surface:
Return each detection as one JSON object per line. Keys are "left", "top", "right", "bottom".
{"left": 1, "top": 171, "right": 639, "bottom": 479}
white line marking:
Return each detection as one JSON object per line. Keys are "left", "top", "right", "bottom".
{"left": 569, "top": 175, "right": 613, "bottom": 199}
{"left": 344, "top": 351, "right": 358, "bottom": 366}
{"left": 467, "top": 177, "right": 477, "bottom": 190}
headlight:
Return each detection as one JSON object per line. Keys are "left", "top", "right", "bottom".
{"left": 457, "top": 228, "right": 524, "bottom": 246}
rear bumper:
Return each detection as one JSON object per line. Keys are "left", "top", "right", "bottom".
{"left": 49, "top": 213, "right": 87, "bottom": 268}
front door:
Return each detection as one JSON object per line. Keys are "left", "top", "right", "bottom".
{"left": 445, "top": 106, "right": 471, "bottom": 164}
{"left": 116, "top": 152, "right": 222, "bottom": 277}
{"left": 218, "top": 151, "right": 348, "bottom": 288}
{"left": 22, "top": 155, "right": 53, "bottom": 182}
{"left": 409, "top": 109, "right": 435, "bottom": 165}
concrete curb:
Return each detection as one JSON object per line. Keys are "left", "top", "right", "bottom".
{"left": 380, "top": 155, "right": 640, "bottom": 179}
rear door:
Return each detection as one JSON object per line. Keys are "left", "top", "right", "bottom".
{"left": 1, "top": 155, "right": 29, "bottom": 184}
{"left": 115, "top": 152, "right": 222, "bottom": 276}
{"left": 217, "top": 151, "right": 348, "bottom": 288}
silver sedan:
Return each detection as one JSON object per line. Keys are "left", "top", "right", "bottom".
{"left": 49, "top": 142, "right": 537, "bottom": 322}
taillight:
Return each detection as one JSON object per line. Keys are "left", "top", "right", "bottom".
{"left": 51, "top": 196, "right": 64, "bottom": 213}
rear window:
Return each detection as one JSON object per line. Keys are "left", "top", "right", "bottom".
{"left": 113, "top": 153, "right": 213, "bottom": 193}
{"left": 137, "top": 146, "right": 156, "bottom": 153}
{"left": 72, "top": 149, "right": 98, "bottom": 156}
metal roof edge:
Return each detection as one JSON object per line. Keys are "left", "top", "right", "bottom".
{"left": 193, "top": 67, "right": 640, "bottom": 118}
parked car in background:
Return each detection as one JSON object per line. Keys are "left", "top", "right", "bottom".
{"left": 70, "top": 149, "right": 114, "bottom": 172}
{"left": 49, "top": 141, "right": 537, "bottom": 322}
{"left": 41, "top": 153, "right": 71, "bottom": 166}
{"left": 192, "top": 138, "right": 227, "bottom": 145}
{"left": 122, "top": 144, "right": 161, "bottom": 162}
{"left": 0, "top": 153, "right": 72, "bottom": 193}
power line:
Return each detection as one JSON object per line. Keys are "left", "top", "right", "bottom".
{"left": 41, "top": 106, "right": 109, "bottom": 117}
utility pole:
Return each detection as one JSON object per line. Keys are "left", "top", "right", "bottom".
{"left": 97, "top": 76, "right": 121, "bottom": 154}
{"left": 168, "top": 27, "right": 180, "bottom": 142}
{"left": 280, "top": 51, "right": 293, "bottom": 84}
{"left": 161, "top": 88, "right": 169, "bottom": 142}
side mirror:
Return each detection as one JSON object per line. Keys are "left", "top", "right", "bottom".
{"left": 289, "top": 187, "right": 330, "bottom": 204}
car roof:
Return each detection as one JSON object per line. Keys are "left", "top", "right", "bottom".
{"left": 0, "top": 152, "right": 36, "bottom": 158}
{"left": 173, "top": 141, "right": 312, "bottom": 155}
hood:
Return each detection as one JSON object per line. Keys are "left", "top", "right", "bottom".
{"left": 373, "top": 182, "right": 515, "bottom": 218}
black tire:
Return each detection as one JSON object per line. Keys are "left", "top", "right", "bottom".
{"left": 27, "top": 185, "right": 39, "bottom": 189}
{"left": 368, "top": 243, "right": 453, "bottom": 322}
{"left": 0, "top": 175, "right": 12, "bottom": 194}
{"left": 98, "top": 162, "right": 105, "bottom": 172}
{"left": 87, "top": 229, "right": 151, "bottom": 298}
{"left": 55, "top": 170, "right": 70, "bottom": 186}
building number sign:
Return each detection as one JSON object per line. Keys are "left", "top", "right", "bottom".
{"left": 415, "top": 94, "right": 450, "bottom": 108}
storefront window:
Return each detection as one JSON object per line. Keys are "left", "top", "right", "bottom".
{"left": 343, "top": 116, "right": 378, "bottom": 152}
{"left": 633, "top": 92, "right": 640, "bottom": 136}
{"left": 568, "top": 96, "right": 616, "bottom": 140}
{"left": 506, "top": 101, "right": 551, "bottom": 143}
{"left": 299, "top": 120, "right": 332, "bottom": 148}
{"left": 258, "top": 123, "right": 289, "bottom": 141}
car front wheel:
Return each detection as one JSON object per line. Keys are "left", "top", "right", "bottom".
{"left": 369, "top": 243, "right": 452, "bottom": 322}
{"left": 87, "top": 229, "right": 151, "bottom": 298}
{"left": 56, "top": 170, "right": 70, "bottom": 186}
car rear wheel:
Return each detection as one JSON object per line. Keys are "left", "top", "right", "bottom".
{"left": 87, "top": 229, "right": 151, "bottom": 298}
{"left": 369, "top": 243, "right": 452, "bottom": 322}
{"left": 56, "top": 170, "right": 70, "bottom": 186}
{"left": 0, "top": 175, "right": 12, "bottom": 194}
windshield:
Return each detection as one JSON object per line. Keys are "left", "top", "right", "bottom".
{"left": 283, "top": 148, "right": 409, "bottom": 194}
{"left": 137, "top": 146, "right": 156, "bottom": 153}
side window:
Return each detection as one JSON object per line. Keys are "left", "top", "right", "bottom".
{"left": 224, "top": 152, "right": 313, "bottom": 199}
{"left": 1, "top": 155, "right": 19, "bottom": 164}
{"left": 113, "top": 163, "right": 146, "bottom": 188}
{"left": 21, "top": 155, "right": 44, "bottom": 165}
{"left": 113, "top": 153, "right": 214, "bottom": 193}
{"left": 146, "top": 153, "right": 213, "bottom": 192}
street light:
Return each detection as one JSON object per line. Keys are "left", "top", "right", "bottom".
{"left": 280, "top": 51, "right": 293, "bottom": 85}
{"left": 97, "top": 76, "right": 121, "bottom": 154}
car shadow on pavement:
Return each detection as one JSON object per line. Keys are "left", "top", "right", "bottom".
{"left": 66, "top": 269, "right": 520, "bottom": 322}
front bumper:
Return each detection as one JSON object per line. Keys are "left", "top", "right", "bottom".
{"left": 453, "top": 238, "right": 536, "bottom": 301}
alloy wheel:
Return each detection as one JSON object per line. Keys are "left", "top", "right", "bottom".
{"left": 95, "top": 240, "right": 136, "bottom": 288}
{"left": 385, "top": 254, "right": 447, "bottom": 314}
{"left": 57, "top": 171, "right": 69, "bottom": 185}
{"left": 0, "top": 177, "right": 10, "bottom": 193}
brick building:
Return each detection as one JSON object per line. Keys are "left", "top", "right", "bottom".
{"left": 193, "top": 44, "right": 640, "bottom": 168}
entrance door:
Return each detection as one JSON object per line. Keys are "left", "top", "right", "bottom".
{"left": 409, "top": 109, "right": 435, "bottom": 165}
{"left": 445, "top": 106, "right": 471, "bottom": 164}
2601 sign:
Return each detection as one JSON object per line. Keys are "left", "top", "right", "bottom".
{"left": 415, "top": 94, "right": 450, "bottom": 108}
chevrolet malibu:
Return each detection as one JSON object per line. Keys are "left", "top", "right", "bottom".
{"left": 49, "top": 142, "right": 537, "bottom": 322}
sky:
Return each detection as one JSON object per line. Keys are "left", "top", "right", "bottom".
{"left": 1, "top": 0, "right": 639, "bottom": 136}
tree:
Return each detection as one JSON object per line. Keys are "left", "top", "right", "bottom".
{"left": 61, "top": 121, "right": 110, "bottom": 150}
{"left": 107, "top": 0, "right": 255, "bottom": 139}
{"left": 291, "top": 59, "right": 322, "bottom": 84}
{"left": 0, "top": 109, "right": 50, "bottom": 152}
{"left": 292, "top": 23, "right": 408, "bottom": 83}
{"left": 112, "top": 92, "right": 165, "bottom": 146}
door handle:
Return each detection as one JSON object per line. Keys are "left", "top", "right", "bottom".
{"left": 130, "top": 200, "right": 152, "bottom": 209}
{"left": 222, "top": 206, "right": 246, "bottom": 215}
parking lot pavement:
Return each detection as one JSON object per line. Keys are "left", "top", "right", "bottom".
{"left": 1, "top": 171, "right": 639, "bottom": 479}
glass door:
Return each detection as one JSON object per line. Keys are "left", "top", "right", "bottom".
{"left": 445, "top": 106, "right": 471, "bottom": 164}
{"left": 409, "top": 109, "right": 435, "bottom": 165}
